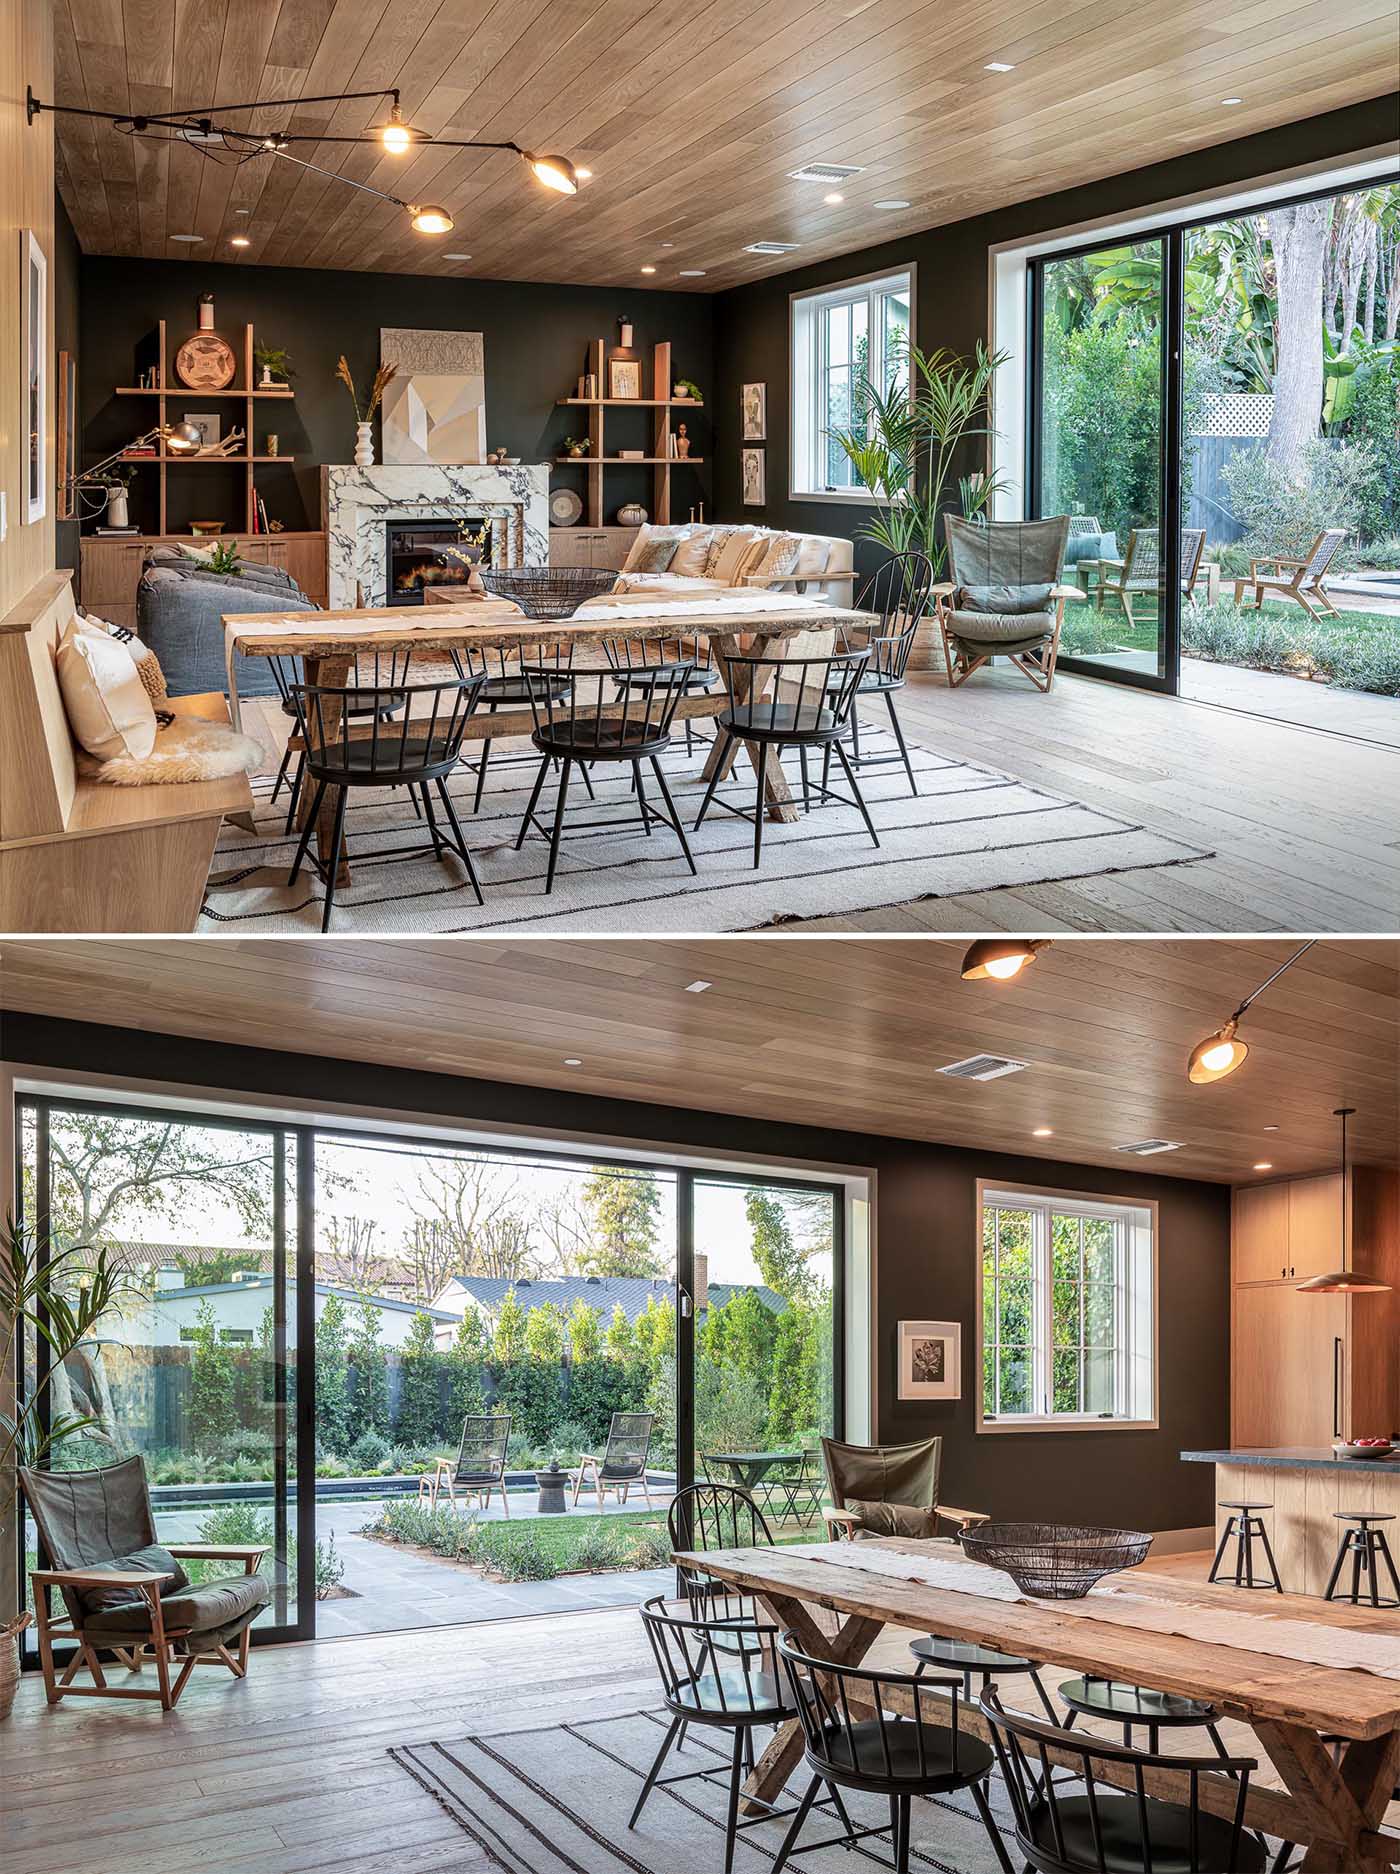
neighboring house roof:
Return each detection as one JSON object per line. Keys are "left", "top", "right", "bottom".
{"left": 144, "top": 1276, "right": 457, "bottom": 1321}
{"left": 442, "top": 1274, "right": 786, "bottom": 1321}
{"left": 112, "top": 1241, "right": 424, "bottom": 1300}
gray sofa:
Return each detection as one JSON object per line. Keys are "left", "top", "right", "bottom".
{"left": 138, "top": 548, "right": 318, "bottom": 698}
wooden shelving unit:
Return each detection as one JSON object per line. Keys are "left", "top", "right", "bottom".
{"left": 104, "top": 318, "right": 298, "bottom": 536}
{"left": 555, "top": 340, "right": 703, "bottom": 526}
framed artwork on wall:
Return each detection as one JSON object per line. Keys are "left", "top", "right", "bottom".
{"left": 897, "top": 1320, "right": 961, "bottom": 1401}
{"left": 741, "top": 446, "right": 765, "bottom": 507}
{"left": 741, "top": 381, "right": 766, "bottom": 441}
{"left": 183, "top": 412, "right": 221, "bottom": 450}
{"left": 609, "top": 356, "right": 642, "bottom": 400}
{"left": 22, "top": 230, "right": 47, "bottom": 524}
{"left": 56, "top": 351, "right": 77, "bottom": 520}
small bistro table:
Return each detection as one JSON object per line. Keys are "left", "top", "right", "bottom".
{"left": 674, "top": 1536, "right": 1400, "bottom": 1870}
{"left": 223, "top": 591, "right": 871, "bottom": 883}
{"left": 703, "top": 1450, "right": 806, "bottom": 1492}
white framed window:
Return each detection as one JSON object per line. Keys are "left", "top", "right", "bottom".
{"left": 790, "top": 266, "right": 914, "bottom": 502}
{"left": 976, "top": 1181, "right": 1156, "bottom": 1432}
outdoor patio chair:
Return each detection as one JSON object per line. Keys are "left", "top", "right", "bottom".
{"left": 1095, "top": 525, "right": 1208, "bottom": 626}
{"left": 1232, "top": 526, "right": 1348, "bottom": 623}
{"left": 420, "top": 1411, "right": 513, "bottom": 1517}
{"left": 750, "top": 1450, "right": 826, "bottom": 1529}
{"left": 820, "top": 1435, "right": 988, "bottom": 1542}
{"left": 935, "top": 515, "right": 1081, "bottom": 692}
{"left": 19, "top": 1455, "right": 271, "bottom": 1711}
{"left": 572, "top": 1410, "right": 655, "bottom": 1508}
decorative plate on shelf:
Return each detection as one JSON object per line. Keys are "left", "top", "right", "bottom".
{"left": 175, "top": 331, "right": 237, "bottom": 390}
{"left": 550, "top": 488, "right": 583, "bottom": 527}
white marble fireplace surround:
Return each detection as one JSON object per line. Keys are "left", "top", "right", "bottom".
{"left": 321, "top": 464, "right": 550, "bottom": 609}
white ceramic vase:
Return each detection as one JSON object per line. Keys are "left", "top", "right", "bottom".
{"left": 354, "top": 421, "right": 374, "bottom": 467}
{"left": 106, "top": 487, "right": 129, "bottom": 529}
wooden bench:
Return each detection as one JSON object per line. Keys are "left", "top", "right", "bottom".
{"left": 0, "top": 570, "right": 253, "bottom": 932}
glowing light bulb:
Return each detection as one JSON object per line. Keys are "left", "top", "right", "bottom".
{"left": 983, "top": 955, "right": 1025, "bottom": 980}
{"left": 1200, "top": 1041, "right": 1236, "bottom": 1072}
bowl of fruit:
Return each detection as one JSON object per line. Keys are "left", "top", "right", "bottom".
{"left": 1336, "top": 1436, "right": 1396, "bottom": 1458}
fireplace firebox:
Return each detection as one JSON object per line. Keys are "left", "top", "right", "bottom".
{"left": 385, "top": 518, "right": 492, "bottom": 605}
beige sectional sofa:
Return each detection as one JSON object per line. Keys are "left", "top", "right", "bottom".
{"left": 613, "top": 521, "right": 855, "bottom": 605}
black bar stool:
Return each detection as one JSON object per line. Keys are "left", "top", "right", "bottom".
{"left": 1325, "top": 1511, "right": 1400, "bottom": 1608}
{"left": 1208, "top": 1500, "right": 1282, "bottom": 1591}
{"left": 909, "top": 1636, "right": 1059, "bottom": 1722}
{"left": 1057, "top": 1675, "right": 1234, "bottom": 1758}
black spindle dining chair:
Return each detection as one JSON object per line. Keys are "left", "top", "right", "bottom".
{"left": 774, "top": 1632, "right": 1014, "bottom": 1873}
{"left": 286, "top": 673, "right": 487, "bottom": 931}
{"left": 513, "top": 663, "right": 697, "bottom": 892}
{"left": 829, "top": 550, "right": 934, "bottom": 799}
{"left": 269, "top": 649, "right": 417, "bottom": 834}
{"left": 694, "top": 649, "right": 879, "bottom": 867}
{"left": 604, "top": 631, "right": 719, "bottom": 758}
{"left": 449, "top": 639, "right": 593, "bottom": 813}
{"left": 979, "top": 1685, "right": 1265, "bottom": 1874}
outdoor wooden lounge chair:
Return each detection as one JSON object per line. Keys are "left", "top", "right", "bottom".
{"left": 819, "top": 1436, "right": 988, "bottom": 1542}
{"left": 1096, "top": 525, "right": 1209, "bottom": 623}
{"left": 419, "top": 1411, "right": 513, "bottom": 1517}
{"left": 934, "top": 515, "right": 1082, "bottom": 692}
{"left": 19, "top": 1456, "right": 271, "bottom": 1711}
{"left": 1232, "top": 526, "right": 1348, "bottom": 623}
{"left": 572, "top": 1410, "right": 655, "bottom": 1508}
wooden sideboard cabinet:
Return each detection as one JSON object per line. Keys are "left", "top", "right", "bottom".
{"left": 1231, "top": 1166, "right": 1400, "bottom": 1446}
{"left": 79, "top": 532, "right": 328, "bottom": 629}
{"left": 549, "top": 526, "right": 638, "bottom": 572}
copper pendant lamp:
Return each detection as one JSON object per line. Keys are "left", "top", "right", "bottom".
{"left": 1296, "top": 1107, "right": 1390, "bottom": 1294}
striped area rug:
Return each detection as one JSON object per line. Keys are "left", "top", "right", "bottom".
{"left": 201, "top": 726, "right": 1210, "bottom": 934}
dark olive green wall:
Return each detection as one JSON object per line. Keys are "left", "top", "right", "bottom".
{"left": 4, "top": 1014, "right": 1230, "bottom": 1532}
{"left": 712, "top": 94, "right": 1400, "bottom": 579}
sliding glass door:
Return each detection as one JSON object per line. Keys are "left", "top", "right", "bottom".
{"left": 1030, "top": 236, "right": 1177, "bottom": 690}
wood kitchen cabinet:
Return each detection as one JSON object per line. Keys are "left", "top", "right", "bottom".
{"left": 1231, "top": 1165, "right": 1400, "bottom": 1444}
{"left": 549, "top": 527, "right": 638, "bottom": 571}
{"left": 80, "top": 533, "right": 328, "bottom": 628}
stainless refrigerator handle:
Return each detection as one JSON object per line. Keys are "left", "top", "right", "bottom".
{"left": 1333, "top": 1337, "right": 1343, "bottom": 1438}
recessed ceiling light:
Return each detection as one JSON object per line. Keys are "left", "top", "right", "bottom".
{"left": 788, "top": 163, "right": 863, "bottom": 184}
{"left": 823, "top": 192, "right": 845, "bottom": 204}
{"left": 744, "top": 241, "right": 799, "bottom": 255}
{"left": 1263, "top": 1124, "right": 1280, "bottom": 1132}
{"left": 563, "top": 1057, "right": 583, "bottom": 1067}
{"left": 443, "top": 252, "right": 472, "bottom": 260}
{"left": 679, "top": 269, "right": 707, "bottom": 276}
{"left": 640, "top": 264, "right": 657, "bottom": 274}
{"left": 661, "top": 241, "right": 675, "bottom": 248}
{"left": 684, "top": 980, "right": 712, "bottom": 994}
{"left": 234, "top": 207, "right": 250, "bottom": 215}
{"left": 1221, "top": 96, "right": 1243, "bottom": 105}
{"left": 1032, "top": 1127, "right": 1053, "bottom": 1138}
{"left": 170, "top": 233, "right": 204, "bottom": 243}
{"left": 230, "top": 235, "right": 250, "bottom": 248}
{"left": 1115, "top": 1139, "right": 1185, "bottom": 1156}
{"left": 1253, "top": 1161, "right": 1274, "bottom": 1171}
{"left": 984, "top": 61, "right": 1015, "bottom": 71}
{"left": 874, "top": 199, "right": 911, "bottom": 210}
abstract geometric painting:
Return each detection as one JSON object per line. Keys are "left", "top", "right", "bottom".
{"left": 379, "top": 327, "right": 487, "bottom": 465}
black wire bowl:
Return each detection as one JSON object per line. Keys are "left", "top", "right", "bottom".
{"left": 959, "top": 1522, "right": 1152, "bottom": 1599}
{"left": 479, "top": 566, "right": 619, "bottom": 618}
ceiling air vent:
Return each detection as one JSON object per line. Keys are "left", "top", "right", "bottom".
{"left": 743, "top": 241, "right": 799, "bottom": 256}
{"left": 937, "top": 1054, "right": 1028, "bottom": 1082}
{"left": 788, "top": 163, "right": 863, "bottom": 183}
{"left": 1114, "top": 1139, "right": 1185, "bottom": 1156}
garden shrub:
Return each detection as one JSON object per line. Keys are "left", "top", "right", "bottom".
{"left": 1221, "top": 440, "right": 1378, "bottom": 567}
{"left": 541, "top": 1418, "right": 594, "bottom": 1465}
{"left": 472, "top": 1524, "right": 559, "bottom": 1582}
{"left": 493, "top": 1357, "right": 565, "bottom": 1447}
{"left": 566, "top": 1521, "right": 630, "bottom": 1573}
{"left": 316, "top": 1531, "right": 345, "bottom": 1596}
{"left": 1183, "top": 598, "right": 1400, "bottom": 696}
{"left": 347, "top": 1429, "right": 392, "bottom": 1475}
{"left": 624, "top": 1523, "right": 673, "bottom": 1570}
{"left": 1343, "top": 356, "right": 1400, "bottom": 546}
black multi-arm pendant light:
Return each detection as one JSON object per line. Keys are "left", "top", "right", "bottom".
{"left": 26, "top": 86, "right": 583, "bottom": 238}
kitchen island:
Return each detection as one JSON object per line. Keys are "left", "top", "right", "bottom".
{"left": 1183, "top": 1447, "right": 1400, "bottom": 1596}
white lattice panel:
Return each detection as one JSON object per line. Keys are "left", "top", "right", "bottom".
{"left": 1194, "top": 393, "right": 1273, "bottom": 437}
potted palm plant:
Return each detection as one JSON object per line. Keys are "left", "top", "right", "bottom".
{"left": 827, "top": 340, "right": 1010, "bottom": 578}
{"left": 1, "top": 1217, "right": 134, "bottom": 1720}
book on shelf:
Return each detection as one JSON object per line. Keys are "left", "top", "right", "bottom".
{"left": 95, "top": 524, "right": 139, "bottom": 535}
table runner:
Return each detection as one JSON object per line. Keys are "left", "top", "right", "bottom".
{"left": 792, "top": 1541, "right": 1400, "bottom": 1679}
{"left": 222, "top": 588, "right": 833, "bottom": 728}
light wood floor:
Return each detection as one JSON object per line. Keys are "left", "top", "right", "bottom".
{"left": 5, "top": 1552, "right": 1393, "bottom": 1874}
{"left": 244, "top": 665, "right": 1400, "bottom": 935}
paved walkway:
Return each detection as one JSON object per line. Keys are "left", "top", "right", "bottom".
{"left": 153, "top": 1489, "right": 678, "bottom": 1637}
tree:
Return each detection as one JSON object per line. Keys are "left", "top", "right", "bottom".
{"left": 745, "top": 1191, "right": 817, "bottom": 1302}
{"left": 403, "top": 1217, "right": 459, "bottom": 1304}
{"left": 313, "top": 1291, "right": 351, "bottom": 1454}
{"left": 603, "top": 1302, "right": 635, "bottom": 1363}
{"left": 491, "top": 1287, "right": 528, "bottom": 1364}
{"left": 446, "top": 1312, "right": 488, "bottom": 1426}
{"left": 345, "top": 1298, "right": 389, "bottom": 1443}
{"left": 632, "top": 1294, "right": 675, "bottom": 1370}
{"left": 175, "top": 1247, "right": 264, "bottom": 1286}
{"left": 187, "top": 1297, "right": 238, "bottom": 1448}
{"left": 532, "top": 1189, "right": 591, "bottom": 1276}
{"left": 1266, "top": 198, "right": 1332, "bottom": 471}
{"left": 566, "top": 1299, "right": 602, "bottom": 1363}
{"left": 471, "top": 1210, "right": 538, "bottom": 1282}
{"left": 523, "top": 1299, "right": 565, "bottom": 1364}
{"left": 396, "top": 1311, "right": 443, "bottom": 1447}
{"left": 408, "top": 1154, "right": 538, "bottom": 1280}
{"left": 580, "top": 1168, "right": 663, "bottom": 1277}
{"left": 767, "top": 1303, "right": 821, "bottom": 1444}
{"left": 322, "top": 1214, "right": 385, "bottom": 1290}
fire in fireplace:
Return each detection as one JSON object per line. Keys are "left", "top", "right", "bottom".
{"left": 385, "top": 518, "right": 493, "bottom": 605}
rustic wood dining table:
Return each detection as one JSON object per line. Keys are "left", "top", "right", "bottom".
{"left": 675, "top": 1538, "right": 1400, "bottom": 1871}
{"left": 223, "top": 592, "right": 871, "bottom": 883}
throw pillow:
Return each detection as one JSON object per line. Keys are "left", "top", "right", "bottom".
{"left": 959, "top": 582, "right": 1055, "bottom": 616}
{"left": 731, "top": 533, "right": 777, "bottom": 587}
{"left": 176, "top": 539, "right": 222, "bottom": 565}
{"left": 56, "top": 618, "right": 159, "bottom": 760}
{"left": 702, "top": 526, "right": 738, "bottom": 578}
{"left": 845, "top": 1499, "right": 940, "bottom": 1540}
{"left": 708, "top": 527, "right": 765, "bottom": 585}
{"left": 75, "top": 1544, "right": 190, "bottom": 1616}
{"left": 753, "top": 533, "right": 803, "bottom": 580}
{"left": 622, "top": 524, "right": 683, "bottom": 574}
{"left": 80, "top": 610, "right": 169, "bottom": 706}
{"left": 668, "top": 528, "right": 715, "bottom": 578}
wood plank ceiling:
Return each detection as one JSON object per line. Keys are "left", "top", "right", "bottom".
{"left": 48, "top": 0, "right": 1398, "bottom": 290}
{"left": 2, "top": 938, "right": 1396, "bottom": 1181}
